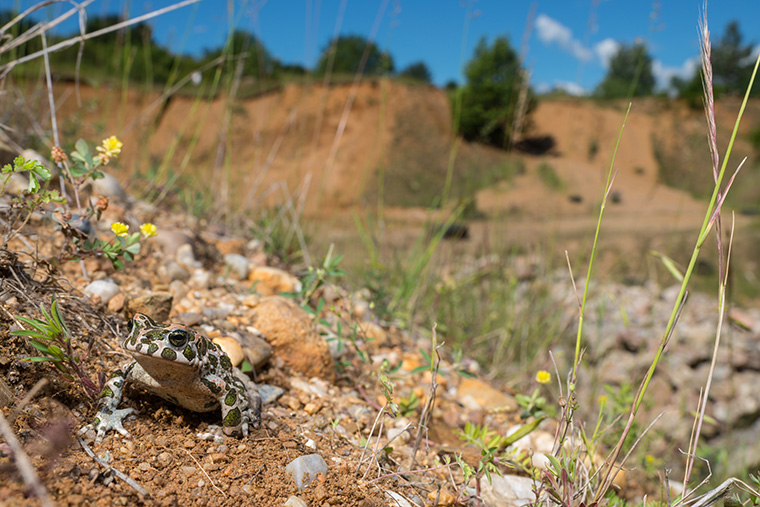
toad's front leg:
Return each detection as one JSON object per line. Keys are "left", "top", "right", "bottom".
{"left": 82, "top": 362, "right": 138, "bottom": 443}
{"left": 217, "top": 374, "right": 257, "bottom": 437}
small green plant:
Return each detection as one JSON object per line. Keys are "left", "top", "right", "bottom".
{"left": 11, "top": 296, "right": 100, "bottom": 399}
{"left": 397, "top": 391, "right": 420, "bottom": 418}
{"left": 455, "top": 419, "right": 545, "bottom": 499}
{"left": 1, "top": 138, "right": 157, "bottom": 271}
{"left": 73, "top": 221, "right": 156, "bottom": 270}
{"left": 537, "top": 161, "right": 564, "bottom": 191}
{"left": 1, "top": 156, "right": 65, "bottom": 246}
{"left": 299, "top": 243, "right": 345, "bottom": 303}
{"left": 516, "top": 387, "right": 554, "bottom": 420}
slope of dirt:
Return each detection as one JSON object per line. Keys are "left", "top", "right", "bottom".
{"left": 7, "top": 80, "right": 760, "bottom": 283}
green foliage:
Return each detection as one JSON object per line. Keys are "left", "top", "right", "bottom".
{"left": 2, "top": 156, "right": 63, "bottom": 246}
{"left": 595, "top": 43, "right": 655, "bottom": 99}
{"left": 713, "top": 21, "right": 755, "bottom": 94}
{"left": 515, "top": 388, "right": 555, "bottom": 420}
{"left": 455, "top": 419, "right": 544, "bottom": 491}
{"left": 11, "top": 297, "right": 100, "bottom": 399}
{"left": 299, "top": 243, "right": 345, "bottom": 303}
{"left": 457, "top": 36, "right": 533, "bottom": 148}
{"left": 398, "top": 61, "right": 432, "bottom": 83}
{"left": 78, "top": 230, "right": 143, "bottom": 271}
{"left": 599, "top": 382, "right": 642, "bottom": 451}
{"left": 397, "top": 391, "right": 420, "bottom": 417}
{"left": 1, "top": 136, "right": 156, "bottom": 271}
{"left": 203, "top": 30, "right": 274, "bottom": 78}
{"left": 315, "top": 35, "right": 394, "bottom": 76}
{"left": 286, "top": 246, "right": 370, "bottom": 370}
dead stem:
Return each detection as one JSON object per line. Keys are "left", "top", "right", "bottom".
{"left": 77, "top": 437, "right": 149, "bottom": 497}
{"left": 0, "top": 411, "right": 54, "bottom": 507}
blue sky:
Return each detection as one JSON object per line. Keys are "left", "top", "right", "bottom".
{"left": 11, "top": 0, "right": 760, "bottom": 94}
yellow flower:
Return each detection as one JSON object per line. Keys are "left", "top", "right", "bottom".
{"left": 96, "top": 135, "right": 123, "bottom": 164}
{"left": 140, "top": 223, "right": 157, "bottom": 238}
{"left": 536, "top": 370, "right": 551, "bottom": 384}
{"left": 111, "top": 222, "right": 129, "bottom": 237}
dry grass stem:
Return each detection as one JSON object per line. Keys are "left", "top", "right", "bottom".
{"left": 0, "top": 0, "right": 203, "bottom": 76}
{"left": 0, "top": 411, "right": 54, "bottom": 507}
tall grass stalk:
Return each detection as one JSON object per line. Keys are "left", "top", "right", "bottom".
{"left": 571, "top": 103, "right": 631, "bottom": 381}
{"left": 593, "top": 15, "right": 759, "bottom": 503}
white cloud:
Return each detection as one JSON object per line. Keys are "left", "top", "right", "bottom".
{"left": 553, "top": 81, "right": 588, "bottom": 96}
{"left": 535, "top": 14, "right": 593, "bottom": 62}
{"left": 594, "top": 38, "right": 620, "bottom": 68}
{"left": 535, "top": 82, "right": 551, "bottom": 94}
{"left": 743, "top": 44, "right": 760, "bottom": 66}
{"left": 652, "top": 57, "right": 699, "bottom": 90}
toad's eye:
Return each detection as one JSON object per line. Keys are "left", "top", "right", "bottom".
{"left": 168, "top": 330, "right": 190, "bottom": 348}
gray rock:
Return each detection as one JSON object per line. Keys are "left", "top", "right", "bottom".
{"left": 165, "top": 260, "right": 190, "bottom": 282}
{"left": 175, "top": 243, "right": 199, "bottom": 268}
{"left": 189, "top": 268, "right": 211, "bottom": 290}
{"left": 480, "top": 474, "right": 536, "bottom": 507}
{"left": 285, "top": 454, "right": 327, "bottom": 491}
{"left": 3, "top": 172, "right": 28, "bottom": 194}
{"left": 83, "top": 279, "right": 120, "bottom": 304}
{"left": 224, "top": 253, "right": 250, "bottom": 279}
{"left": 258, "top": 384, "right": 284, "bottom": 405}
{"left": 175, "top": 312, "right": 203, "bottom": 327}
{"left": 90, "top": 172, "right": 128, "bottom": 202}
{"left": 155, "top": 231, "right": 193, "bottom": 258}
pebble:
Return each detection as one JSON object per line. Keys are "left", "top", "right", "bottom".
{"left": 285, "top": 454, "right": 328, "bottom": 491}
{"left": 91, "top": 172, "right": 128, "bottom": 202}
{"left": 284, "top": 496, "right": 308, "bottom": 507}
{"left": 155, "top": 452, "right": 173, "bottom": 468}
{"left": 224, "top": 253, "right": 250, "bottom": 279}
{"left": 165, "top": 260, "right": 190, "bottom": 282}
{"left": 83, "top": 279, "right": 120, "bottom": 305}
{"left": 258, "top": 384, "right": 285, "bottom": 405}
{"left": 479, "top": 474, "right": 535, "bottom": 507}
{"left": 386, "top": 427, "right": 410, "bottom": 445}
{"left": 428, "top": 489, "right": 456, "bottom": 506}
{"left": 189, "top": 268, "right": 211, "bottom": 290}
{"left": 247, "top": 266, "right": 302, "bottom": 296}
{"left": 176, "top": 243, "right": 199, "bottom": 268}
{"left": 175, "top": 312, "right": 203, "bottom": 326}
{"left": 107, "top": 293, "right": 125, "bottom": 312}
{"left": 124, "top": 292, "right": 173, "bottom": 322}
{"left": 386, "top": 491, "right": 414, "bottom": 507}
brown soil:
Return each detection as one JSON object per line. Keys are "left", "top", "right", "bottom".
{"left": 0, "top": 250, "right": 396, "bottom": 506}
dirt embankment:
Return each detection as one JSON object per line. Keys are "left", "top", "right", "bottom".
{"left": 13, "top": 80, "right": 760, "bottom": 258}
